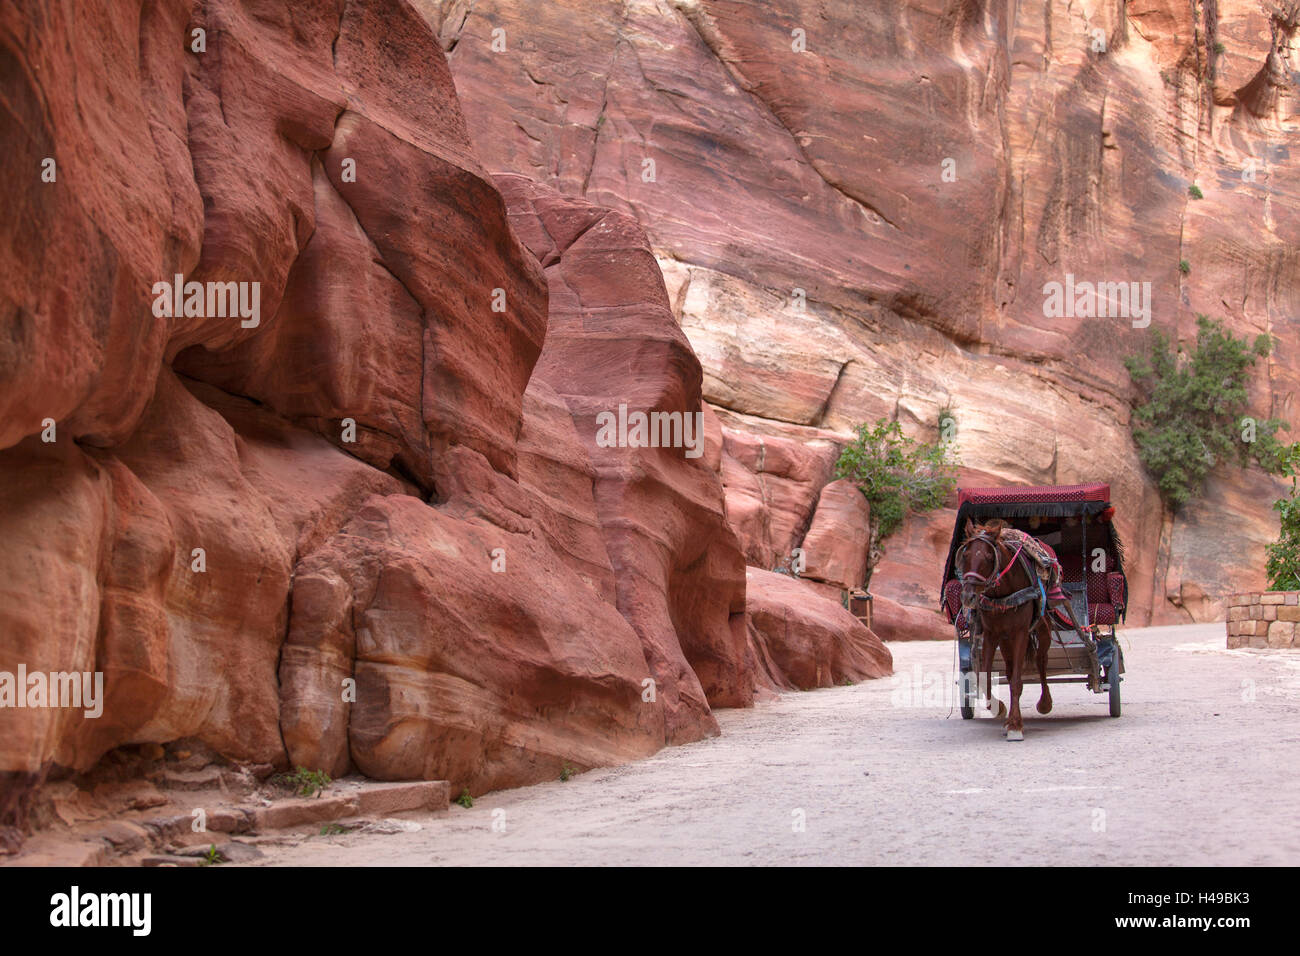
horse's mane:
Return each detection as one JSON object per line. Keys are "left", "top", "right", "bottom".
{"left": 968, "top": 518, "right": 1008, "bottom": 539}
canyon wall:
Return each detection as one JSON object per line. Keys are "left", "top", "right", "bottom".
{"left": 429, "top": 0, "right": 1300, "bottom": 626}
{"left": 4, "top": 0, "right": 1297, "bottom": 851}
{"left": 0, "top": 0, "right": 889, "bottom": 848}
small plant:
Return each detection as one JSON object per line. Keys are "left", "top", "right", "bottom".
{"left": 937, "top": 405, "right": 957, "bottom": 442}
{"left": 560, "top": 763, "right": 575, "bottom": 782}
{"left": 1214, "top": 41, "right": 1226, "bottom": 54}
{"left": 1188, "top": 184, "right": 1203, "bottom": 199}
{"left": 272, "top": 766, "right": 331, "bottom": 798}
{"left": 199, "top": 844, "right": 221, "bottom": 867}
{"left": 456, "top": 788, "right": 474, "bottom": 808}
{"left": 319, "top": 823, "right": 347, "bottom": 836}
{"left": 1179, "top": 259, "right": 1191, "bottom": 275}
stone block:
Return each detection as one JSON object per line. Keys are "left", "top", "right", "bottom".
{"left": 249, "top": 794, "right": 360, "bottom": 831}
{"left": 355, "top": 781, "right": 450, "bottom": 815}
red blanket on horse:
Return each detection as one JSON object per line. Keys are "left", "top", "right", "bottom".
{"left": 995, "top": 527, "right": 1065, "bottom": 599}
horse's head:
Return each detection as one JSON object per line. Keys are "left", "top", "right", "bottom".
{"left": 954, "top": 518, "right": 1006, "bottom": 606}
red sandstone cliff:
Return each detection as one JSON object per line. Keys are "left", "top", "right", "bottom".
{"left": 429, "top": 0, "right": 1300, "bottom": 628}
{"left": 0, "top": 0, "right": 888, "bottom": 849}
{"left": 5, "top": 0, "right": 1296, "bottom": 852}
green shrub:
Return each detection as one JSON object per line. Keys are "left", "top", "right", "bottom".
{"left": 834, "top": 419, "right": 958, "bottom": 542}
{"left": 272, "top": 766, "right": 331, "bottom": 798}
{"left": 1266, "top": 445, "right": 1300, "bottom": 590}
{"left": 1188, "top": 184, "right": 1204, "bottom": 199}
{"left": 1125, "top": 315, "right": 1288, "bottom": 510}
{"left": 1179, "top": 259, "right": 1191, "bottom": 275}
{"left": 456, "top": 788, "right": 474, "bottom": 808}
{"left": 937, "top": 406, "right": 958, "bottom": 442}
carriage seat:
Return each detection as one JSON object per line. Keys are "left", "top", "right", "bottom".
{"left": 943, "top": 578, "right": 966, "bottom": 628}
{"left": 1057, "top": 548, "right": 1127, "bottom": 626}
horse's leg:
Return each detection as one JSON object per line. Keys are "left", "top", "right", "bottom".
{"left": 1035, "top": 616, "right": 1053, "bottom": 714}
{"left": 1005, "top": 623, "right": 1026, "bottom": 741}
{"left": 979, "top": 625, "right": 1004, "bottom": 721}
{"left": 979, "top": 627, "right": 996, "bottom": 718}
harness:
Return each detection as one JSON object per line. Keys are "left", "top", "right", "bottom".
{"left": 955, "top": 533, "right": 1047, "bottom": 617}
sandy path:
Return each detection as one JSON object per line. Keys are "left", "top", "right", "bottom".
{"left": 249, "top": 624, "right": 1300, "bottom": 866}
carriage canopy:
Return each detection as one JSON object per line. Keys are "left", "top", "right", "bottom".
{"left": 957, "top": 482, "right": 1111, "bottom": 515}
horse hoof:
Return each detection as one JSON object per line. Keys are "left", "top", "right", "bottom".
{"left": 1006, "top": 729, "right": 1024, "bottom": 742}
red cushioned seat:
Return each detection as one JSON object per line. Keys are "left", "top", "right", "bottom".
{"left": 943, "top": 578, "right": 966, "bottom": 628}
{"left": 1088, "top": 603, "right": 1116, "bottom": 625}
{"left": 1106, "top": 572, "right": 1126, "bottom": 610}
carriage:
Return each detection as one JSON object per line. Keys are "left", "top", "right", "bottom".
{"left": 940, "top": 483, "right": 1128, "bottom": 720}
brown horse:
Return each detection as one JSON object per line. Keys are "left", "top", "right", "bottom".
{"left": 954, "top": 519, "right": 1056, "bottom": 741}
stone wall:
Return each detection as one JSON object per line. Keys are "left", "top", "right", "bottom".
{"left": 1226, "top": 593, "right": 1300, "bottom": 649}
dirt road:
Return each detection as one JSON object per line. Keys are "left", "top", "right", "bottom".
{"left": 249, "top": 624, "right": 1300, "bottom": 866}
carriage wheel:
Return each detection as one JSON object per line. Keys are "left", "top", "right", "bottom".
{"left": 958, "top": 628, "right": 975, "bottom": 719}
{"left": 960, "top": 679, "right": 974, "bottom": 720}
{"left": 1107, "top": 655, "right": 1122, "bottom": 718}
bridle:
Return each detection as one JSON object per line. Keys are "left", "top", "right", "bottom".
{"left": 955, "top": 529, "right": 1038, "bottom": 616}
{"left": 955, "top": 531, "right": 1013, "bottom": 592}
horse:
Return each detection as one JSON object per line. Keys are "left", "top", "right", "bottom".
{"left": 954, "top": 518, "right": 1079, "bottom": 741}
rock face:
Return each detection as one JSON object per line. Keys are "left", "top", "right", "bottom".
{"left": 2, "top": 0, "right": 562, "bottom": 815}
{"left": 715, "top": 414, "right": 840, "bottom": 572}
{"left": 800, "top": 479, "right": 871, "bottom": 592}
{"left": 1, "top": 0, "right": 894, "bottom": 850}
{"left": 870, "top": 595, "right": 953, "bottom": 644}
{"left": 745, "top": 569, "right": 893, "bottom": 690}
{"left": 496, "top": 173, "right": 756, "bottom": 738}
{"left": 432, "top": 0, "right": 1300, "bottom": 625}
{"left": 278, "top": 493, "right": 664, "bottom": 789}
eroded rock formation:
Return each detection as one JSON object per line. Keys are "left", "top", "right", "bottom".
{"left": 745, "top": 569, "right": 893, "bottom": 690}
{"left": 0, "top": 0, "right": 890, "bottom": 848}
{"left": 431, "top": 0, "right": 1300, "bottom": 626}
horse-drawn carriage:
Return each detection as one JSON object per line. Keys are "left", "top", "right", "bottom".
{"left": 940, "top": 483, "right": 1128, "bottom": 730}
